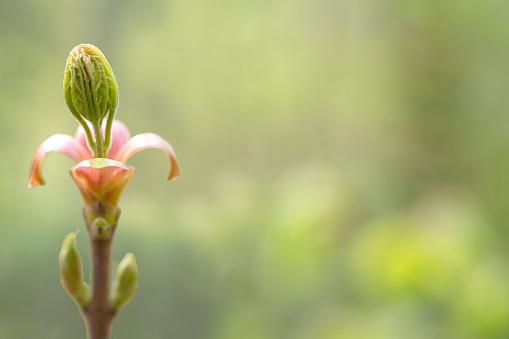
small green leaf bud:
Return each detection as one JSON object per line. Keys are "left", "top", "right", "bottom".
{"left": 59, "top": 233, "right": 90, "bottom": 307}
{"left": 90, "top": 217, "right": 113, "bottom": 240}
{"left": 111, "top": 253, "right": 139, "bottom": 310}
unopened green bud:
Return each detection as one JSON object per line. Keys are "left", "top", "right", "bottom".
{"left": 90, "top": 217, "right": 113, "bottom": 240}
{"left": 63, "top": 44, "right": 119, "bottom": 157}
{"left": 59, "top": 233, "right": 90, "bottom": 307}
{"left": 111, "top": 253, "right": 139, "bottom": 310}
{"left": 64, "top": 44, "right": 118, "bottom": 126}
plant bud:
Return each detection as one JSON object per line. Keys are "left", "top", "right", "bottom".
{"left": 111, "top": 253, "right": 139, "bottom": 310}
{"left": 90, "top": 217, "right": 113, "bottom": 240}
{"left": 63, "top": 44, "right": 118, "bottom": 127}
{"left": 59, "top": 233, "right": 90, "bottom": 307}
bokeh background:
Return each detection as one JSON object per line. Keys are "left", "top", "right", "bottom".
{"left": 1, "top": 0, "right": 509, "bottom": 338}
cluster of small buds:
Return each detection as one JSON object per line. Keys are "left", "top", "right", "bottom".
{"left": 59, "top": 232, "right": 139, "bottom": 311}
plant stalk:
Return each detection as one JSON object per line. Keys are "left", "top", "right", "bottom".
{"left": 82, "top": 234, "right": 117, "bottom": 339}
{"left": 80, "top": 202, "right": 120, "bottom": 339}
{"left": 93, "top": 122, "right": 105, "bottom": 158}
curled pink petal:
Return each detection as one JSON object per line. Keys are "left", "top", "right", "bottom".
{"left": 114, "top": 133, "right": 181, "bottom": 181}
{"left": 70, "top": 159, "right": 135, "bottom": 206}
{"left": 28, "top": 134, "right": 93, "bottom": 188}
{"left": 106, "top": 120, "right": 131, "bottom": 159}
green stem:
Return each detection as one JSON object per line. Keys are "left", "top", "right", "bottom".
{"left": 93, "top": 123, "right": 105, "bottom": 158}
{"left": 103, "top": 110, "right": 115, "bottom": 154}
{"left": 75, "top": 114, "right": 96, "bottom": 152}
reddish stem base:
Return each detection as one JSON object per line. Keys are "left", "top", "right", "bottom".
{"left": 81, "top": 203, "right": 121, "bottom": 339}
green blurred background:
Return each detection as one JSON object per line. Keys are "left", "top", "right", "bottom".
{"left": 1, "top": 0, "right": 509, "bottom": 338}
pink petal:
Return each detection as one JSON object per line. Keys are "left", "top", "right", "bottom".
{"left": 75, "top": 125, "right": 92, "bottom": 153}
{"left": 28, "top": 134, "right": 93, "bottom": 188}
{"left": 114, "top": 133, "right": 181, "bottom": 180}
{"left": 70, "top": 159, "right": 135, "bottom": 206}
{"left": 106, "top": 120, "right": 131, "bottom": 159}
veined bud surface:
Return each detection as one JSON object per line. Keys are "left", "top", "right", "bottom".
{"left": 111, "top": 253, "right": 139, "bottom": 310}
{"left": 64, "top": 44, "right": 118, "bottom": 127}
{"left": 59, "top": 233, "right": 90, "bottom": 307}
